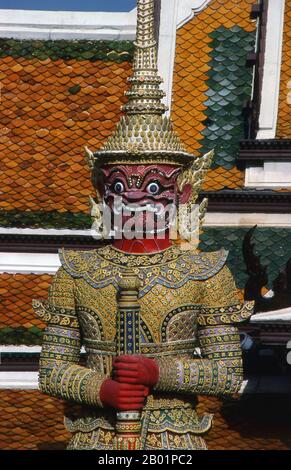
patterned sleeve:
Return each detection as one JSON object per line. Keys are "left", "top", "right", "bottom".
{"left": 33, "top": 267, "right": 105, "bottom": 407}
{"left": 155, "top": 265, "right": 254, "bottom": 396}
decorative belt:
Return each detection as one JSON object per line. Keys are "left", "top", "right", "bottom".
{"left": 83, "top": 338, "right": 198, "bottom": 357}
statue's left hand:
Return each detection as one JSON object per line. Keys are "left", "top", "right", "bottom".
{"left": 113, "top": 355, "right": 159, "bottom": 388}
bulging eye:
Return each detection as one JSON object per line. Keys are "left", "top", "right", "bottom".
{"left": 147, "top": 182, "right": 160, "bottom": 195}
{"left": 113, "top": 181, "right": 124, "bottom": 194}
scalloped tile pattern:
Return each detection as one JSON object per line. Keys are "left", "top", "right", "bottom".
{"left": 0, "top": 274, "right": 52, "bottom": 344}
{"left": 0, "top": 392, "right": 290, "bottom": 450}
{"left": 171, "top": 0, "right": 256, "bottom": 190}
{"left": 200, "top": 227, "right": 291, "bottom": 289}
{"left": 277, "top": 0, "right": 291, "bottom": 138}
{"left": 0, "top": 390, "right": 70, "bottom": 450}
{"left": 0, "top": 40, "right": 132, "bottom": 214}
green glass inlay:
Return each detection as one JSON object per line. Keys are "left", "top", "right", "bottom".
{"left": 0, "top": 39, "right": 134, "bottom": 63}
{"left": 0, "top": 210, "right": 92, "bottom": 229}
{"left": 68, "top": 84, "right": 81, "bottom": 95}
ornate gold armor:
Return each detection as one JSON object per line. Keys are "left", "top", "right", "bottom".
{"left": 34, "top": 245, "right": 253, "bottom": 450}
{"left": 33, "top": 0, "right": 254, "bottom": 450}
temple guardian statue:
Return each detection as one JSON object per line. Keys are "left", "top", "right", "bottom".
{"left": 33, "top": 0, "right": 253, "bottom": 450}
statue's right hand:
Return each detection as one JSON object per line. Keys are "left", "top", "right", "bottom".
{"left": 99, "top": 378, "right": 148, "bottom": 411}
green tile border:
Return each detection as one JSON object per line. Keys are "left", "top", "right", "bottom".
{"left": 0, "top": 327, "right": 43, "bottom": 345}
{"left": 200, "top": 25, "right": 255, "bottom": 170}
{"left": 0, "top": 38, "right": 134, "bottom": 63}
{"left": 0, "top": 210, "right": 92, "bottom": 229}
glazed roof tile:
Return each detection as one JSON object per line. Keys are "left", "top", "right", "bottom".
{"left": 171, "top": 0, "right": 256, "bottom": 190}
{"left": 0, "top": 391, "right": 290, "bottom": 450}
{"left": 0, "top": 39, "right": 132, "bottom": 218}
{"left": 200, "top": 227, "right": 291, "bottom": 289}
{"left": 0, "top": 390, "right": 70, "bottom": 450}
{"left": 0, "top": 274, "right": 52, "bottom": 344}
{"left": 276, "top": 0, "right": 291, "bottom": 138}
{"left": 0, "top": 3, "right": 288, "bottom": 221}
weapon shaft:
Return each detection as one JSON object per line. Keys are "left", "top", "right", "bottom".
{"left": 115, "top": 270, "right": 142, "bottom": 450}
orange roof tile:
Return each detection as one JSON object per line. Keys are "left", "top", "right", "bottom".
{"left": 172, "top": 0, "right": 255, "bottom": 190}
{"left": 276, "top": 0, "right": 291, "bottom": 138}
{"left": 0, "top": 54, "right": 131, "bottom": 214}
{"left": 0, "top": 391, "right": 290, "bottom": 449}
{"left": 0, "top": 390, "right": 70, "bottom": 450}
{"left": 0, "top": 274, "right": 52, "bottom": 329}
{"left": 203, "top": 166, "right": 245, "bottom": 190}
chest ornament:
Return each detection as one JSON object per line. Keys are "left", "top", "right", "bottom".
{"left": 59, "top": 245, "right": 228, "bottom": 298}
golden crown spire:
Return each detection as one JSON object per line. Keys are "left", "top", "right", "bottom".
{"left": 123, "top": 0, "right": 167, "bottom": 115}
{"left": 92, "top": 0, "right": 196, "bottom": 166}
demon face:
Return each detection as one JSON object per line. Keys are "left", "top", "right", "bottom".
{"left": 98, "top": 164, "right": 191, "bottom": 239}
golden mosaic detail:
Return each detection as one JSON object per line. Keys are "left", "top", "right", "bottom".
{"left": 92, "top": 0, "right": 197, "bottom": 167}
{"left": 36, "top": 243, "right": 253, "bottom": 450}
{"left": 60, "top": 245, "right": 228, "bottom": 296}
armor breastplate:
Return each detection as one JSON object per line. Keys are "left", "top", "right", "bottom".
{"left": 60, "top": 245, "right": 228, "bottom": 376}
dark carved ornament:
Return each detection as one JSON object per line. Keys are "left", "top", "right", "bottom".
{"left": 239, "top": 139, "right": 291, "bottom": 162}
{"left": 200, "top": 190, "right": 291, "bottom": 213}
{"left": 243, "top": 226, "right": 291, "bottom": 313}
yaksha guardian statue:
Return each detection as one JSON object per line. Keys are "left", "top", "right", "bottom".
{"left": 33, "top": 0, "right": 253, "bottom": 450}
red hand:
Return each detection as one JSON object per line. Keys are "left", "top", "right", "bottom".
{"left": 99, "top": 378, "right": 148, "bottom": 411}
{"left": 113, "top": 355, "right": 159, "bottom": 388}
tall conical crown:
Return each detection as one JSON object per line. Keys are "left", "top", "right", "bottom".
{"left": 122, "top": 0, "right": 166, "bottom": 116}
{"left": 93, "top": 0, "right": 195, "bottom": 166}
